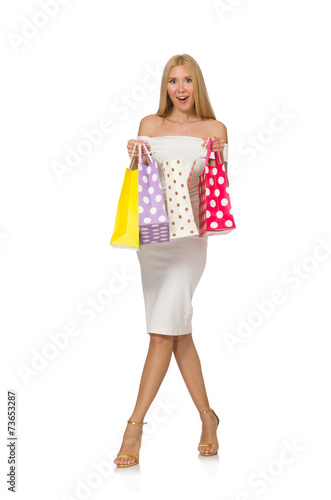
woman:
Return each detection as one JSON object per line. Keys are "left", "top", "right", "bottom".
{"left": 114, "top": 54, "right": 229, "bottom": 468}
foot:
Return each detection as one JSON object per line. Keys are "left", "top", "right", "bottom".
{"left": 114, "top": 421, "right": 144, "bottom": 466}
{"left": 198, "top": 410, "right": 219, "bottom": 455}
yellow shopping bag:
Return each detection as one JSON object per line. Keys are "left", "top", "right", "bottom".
{"left": 110, "top": 142, "right": 141, "bottom": 250}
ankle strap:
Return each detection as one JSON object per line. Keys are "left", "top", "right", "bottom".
{"left": 127, "top": 420, "right": 147, "bottom": 425}
{"left": 199, "top": 408, "right": 214, "bottom": 415}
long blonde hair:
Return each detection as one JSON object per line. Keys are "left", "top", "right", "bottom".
{"left": 156, "top": 54, "right": 216, "bottom": 120}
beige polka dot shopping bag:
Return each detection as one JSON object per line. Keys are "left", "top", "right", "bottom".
{"left": 161, "top": 157, "right": 199, "bottom": 240}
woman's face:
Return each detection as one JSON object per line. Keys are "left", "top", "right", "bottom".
{"left": 167, "top": 65, "right": 195, "bottom": 111}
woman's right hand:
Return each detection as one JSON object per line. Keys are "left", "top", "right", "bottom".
{"left": 127, "top": 139, "right": 151, "bottom": 158}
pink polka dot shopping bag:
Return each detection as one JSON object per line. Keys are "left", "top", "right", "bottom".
{"left": 198, "top": 137, "right": 236, "bottom": 237}
{"left": 138, "top": 142, "right": 170, "bottom": 245}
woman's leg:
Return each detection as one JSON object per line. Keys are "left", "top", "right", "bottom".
{"left": 114, "top": 333, "right": 174, "bottom": 466}
{"left": 173, "top": 333, "right": 219, "bottom": 455}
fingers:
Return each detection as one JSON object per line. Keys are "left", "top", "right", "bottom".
{"left": 201, "top": 136, "right": 225, "bottom": 153}
{"left": 210, "top": 136, "right": 225, "bottom": 153}
{"left": 127, "top": 139, "right": 151, "bottom": 157}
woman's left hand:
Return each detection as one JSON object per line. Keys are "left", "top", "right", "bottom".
{"left": 201, "top": 135, "right": 229, "bottom": 186}
{"left": 201, "top": 136, "right": 226, "bottom": 156}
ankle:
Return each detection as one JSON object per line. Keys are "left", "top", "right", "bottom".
{"left": 128, "top": 415, "right": 147, "bottom": 424}
{"left": 200, "top": 411, "right": 217, "bottom": 423}
{"left": 199, "top": 409, "right": 211, "bottom": 418}
{"left": 123, "top": 423, "right": 143, "bottom": 440}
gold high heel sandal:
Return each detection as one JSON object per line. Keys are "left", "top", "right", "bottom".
{"left": 198, "top": 408, "right": 220, "bottom": 456}
{"left": 115, "top": 419, "right": 147, "bottom": 468}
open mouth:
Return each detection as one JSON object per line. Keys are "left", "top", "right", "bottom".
{"left": 176, "top": 96, "right": 189, "bottom": 103}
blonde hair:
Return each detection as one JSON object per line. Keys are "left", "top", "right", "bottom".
{"left": 156, "top": 54, "right": 216, "bottom": 120}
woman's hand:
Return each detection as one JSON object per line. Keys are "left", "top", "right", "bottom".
{"left": 201, "top": 136, "right": 226, "bottom": 156}
{"left": 202, "top": 135, "right": 229, "bottom": 186}
{"left": 127, "top": 139, "right": 151, "bottom": 158}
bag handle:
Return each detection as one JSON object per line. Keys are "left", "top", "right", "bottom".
{"left": 206, "top": 136, "right": 223, "bottom": 165}
{"left": 186, "top": 137, "right": 211, "bottom": 189}
{"left": 129, "top": 140, "right": 138, "bottom": 170}
{"left": 138, "top": 141, "right": 153, "bottom": 165}
{"left": 139, "top": 137, "right": 211, "bottom": 166}
{"left": 191, "top": 137, "right": 211, "bottom": 165}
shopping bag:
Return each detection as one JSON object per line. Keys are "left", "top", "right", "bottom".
{"left": 198, "top": 136, "right": 236, "bottom": 237}
{"left": 110, "top": 141, "right": 141, "bottom": 250}
{"left": 161, "top": 156, "right": 199, "bottom": 240}
{"left": 138, "top": 142, "right": 170, "bottom": 245}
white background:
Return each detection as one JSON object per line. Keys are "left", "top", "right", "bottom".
{"left": 1, "top": 0, "right": 330, "bottom": 498}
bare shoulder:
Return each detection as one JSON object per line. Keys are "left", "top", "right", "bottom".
{"left": 138, "top": 114, "right": 160, "bottom": 136}
{"left": 205, "top": 119, "right": 228, "bottom": 141}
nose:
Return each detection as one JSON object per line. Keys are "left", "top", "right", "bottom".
{"left": 178, "top": 80, "right": 185, "bottom": 92}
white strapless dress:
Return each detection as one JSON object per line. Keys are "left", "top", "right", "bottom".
{"left": 136, "top": 135, "right": 211, "bottom": 336}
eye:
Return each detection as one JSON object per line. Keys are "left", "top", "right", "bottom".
{"left": 168, "top": 78, "right": 192, "bottom": 84}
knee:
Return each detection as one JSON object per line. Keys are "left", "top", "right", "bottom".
{"left": 149, "top": 332, "right": 174, "bottom": 347}
{"left": 173, "top": 332, "right": 192, "bottom": 351}
{"left": 176, "top": 332, "right": 192, "bottom": 342}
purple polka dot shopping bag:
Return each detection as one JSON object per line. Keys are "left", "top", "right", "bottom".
{"left": 138, "top": 142, "right": 170, "bottom": 245}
